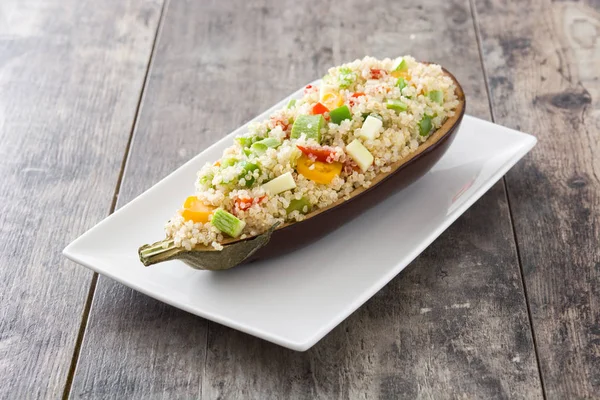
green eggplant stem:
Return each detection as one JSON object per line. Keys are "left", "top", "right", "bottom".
{"left": 139, "top": 239, "right": 186, "bottom": 266}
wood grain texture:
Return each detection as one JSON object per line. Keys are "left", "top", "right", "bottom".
{"left": 70, "top": 0, "right": 542, "bottom": 398}
{"left": 0, "top": 0, "right": 162, "bottom": 398}
{"left": 473, "top": 0, "right": 600, "bottom": 398}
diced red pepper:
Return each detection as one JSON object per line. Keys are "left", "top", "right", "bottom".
{"left": 234, "top": 195, "right": 267, "bottom": 211}
{"left": 296, "top": 145, "right": 337, "bottom": 163}
{"left": 370, "top": 68, "right": 384, "bottom": 79}
{"left": 349, "top": 92, "right": 366, "bottom": 106}
{"left": 312, "top": 102, "right": 329, "bottom": 116}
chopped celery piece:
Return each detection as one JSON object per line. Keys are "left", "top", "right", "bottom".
{"left": 211, "top": 209, "right": 246, "bottom": 238}
{"left": 329, "top": 105, "right": 352, "bottom": 124}
{"left": 199, "top": 173, "right": 214, "bottom": 187}
{"left": 290, "top": 114, "right": 324, "bottom": 143}
{"left": 286, "top": 197, "right": 311, "bottom": 214}
{"left": 386, "top": 99, "right": 408, "bottom": 112}
{"left": 262, "top": 172, "right": 296, "bottom": 195}
{"left": 220, "top": 157, "right": 238, "bottom": 167}
{"left": 346, "top": 139, "right": 374, "bottom": 172}
{"left": 250, "top": 137, "right": 281, "bottom": 155}
{"left": 392, "top": 58, "right": 408, "bottom": 72}
{"left": 396, "top": 77, "right": 407, "bottom": 90}
{"left": 428, "top": 90, "right": 444, "bottom": 104}
{"left": 243, "top": 148, "right": 253, "bottom": 157}
{"left": 338, "top": 67, "right": 355, "bottom": 89}
{"left": 236, "top": 136, "right": 255, "bottom": 148}
{"left": 237, "top": 161, "right": 260, "bottom": 187}
{"left": 360, "top": 115, "right": 383, "bottom": 140}
{"left": 286, "top": 99, "right": 296, "bottom": 109}
{"left": 419, "top": 115, "right": 433, "bottom": 136}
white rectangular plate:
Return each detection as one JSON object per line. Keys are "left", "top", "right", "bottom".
{"left": 64, "top": 90, "right": 536, "bottom": 351}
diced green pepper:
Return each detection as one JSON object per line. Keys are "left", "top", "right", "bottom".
{"left": 286, "top": 99, "right": 296, "bottom": 109}
{"left": 396, "top": 77, "right": 407, "bottom": 91}
{"left": 290, "top": 114, "right": 324, "bottom": 143}
{"left": 250, "top": 137, "right": 281, "bottom": 155}
{"left": 419, "top": 115, "right": 432, "bottom": 136}
{"left": 286, "top": 197, "right": 311, "bottom": 214}
{"left": 237, "top": 161, "right": 260, "bottom": 187}
{"left": 428, "top": 90, "right": 444, "bottom": 105}
{"left": 386, "top": 99, "right": 408, "bottom": 113}
{"left": 329, "top": 105, "right": 352, "bottom": 124}
{"left": 211, "top": 209, "right": 246, "bottom": 237}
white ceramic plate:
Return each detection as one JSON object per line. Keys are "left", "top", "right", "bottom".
{"left": 64, "top": 86, "right": 536, "bottom": 351}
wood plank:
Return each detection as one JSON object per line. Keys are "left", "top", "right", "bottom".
{"left": 70, "top": 0, "right": 543, "bottom": 398}
{"left": 0, "top": 0, "right": 162, "bottom": 397}
{"left": 473, "top": 0, "right": 600, "bottom": 398}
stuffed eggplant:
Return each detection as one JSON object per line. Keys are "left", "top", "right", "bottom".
{"left": 139, "top": 56, "right": 466, "bottom": 270}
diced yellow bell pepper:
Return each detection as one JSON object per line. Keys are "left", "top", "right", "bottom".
{"left": 321, "top": 92, "right": 343, "bottom": 109}
{"left": 181, "top": 196, "right": 216, "bottom": 223}
{"left": 296, "top": 155, "right": 343, "bottom": 184}
{"left": 320, "top": 84, "right": 344, "bottom": 110}
{"left": 391, "top": 70, "right": 411, "bottom": 80}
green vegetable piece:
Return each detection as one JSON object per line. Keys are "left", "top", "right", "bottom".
{"left": 250, "top": 137, "right": 281, "bottom": 155}
{"left": 286, "top": 197, "right": 311, "bottom": 214}
{"left": 236, "top": 136, "right": 255, "bottom": 148}
{"left": 211, "top": 209, "right": 246, "bottom": 238}
{"left": 199, "top": 173, "right": 214, "bottom": 188}
{"left": 396, "top": 77, "right": 407, "bottom": 91}
{"left": 419, "top": 115, "right": 433, "bottom": 136}
{"left": 338, "top": 67, "right": 355, "bottom": 89}
{"left": 286, "top": 99, "right": 296, "bottom": 109}
{"left": 393, "top": 58, "right": 408, "bottom": 72}
{"left": 243, "top": 148, "right": 253, "bottom": 157}
{"left": 386, "top": 99, "right": 408, "bottom": 113}
{"left": 428, "top": 90, "right": 444, "bottom": 104}
{"left": 329, "top": 105, "right": 352, "bottom": 124}
{"left": 290, "top": 114, "right": 324, "bottom": 143}
{"left": 220, "top": 157, "right": 238, "bottom": 168}
{"left": 237, "top": 161, "right": 260, "bottom": 187}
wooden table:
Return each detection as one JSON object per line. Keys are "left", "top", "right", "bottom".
{"left": 1, "top": 0, "right": 598, "bottom": 398}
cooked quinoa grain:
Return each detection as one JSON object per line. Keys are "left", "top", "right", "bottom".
{"left": 166, "top": 56, "right": 458, "bottom": 250}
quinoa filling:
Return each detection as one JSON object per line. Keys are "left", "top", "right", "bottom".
{"left": 165, "top": 56, "right": 459, "bottom": 250}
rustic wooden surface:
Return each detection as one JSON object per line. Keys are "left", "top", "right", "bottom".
{"left": 1, "top": 0, "right": 598, "bottom": 398}
{"left": 0, "top": 0, "right": 162, "bottom": 398}
{"left": 69, "top": 0, "right": 541, "bottom": 399}
{"left": 473, "top": 0, "right": 600, "bottom": 398}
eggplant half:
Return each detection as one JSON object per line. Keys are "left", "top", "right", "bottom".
{"left": 139, "top": 66, "right": 466, "bottom": 270}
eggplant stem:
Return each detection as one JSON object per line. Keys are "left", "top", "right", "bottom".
{"left": 139, "top": 239, "right": 183, "bottom": 266}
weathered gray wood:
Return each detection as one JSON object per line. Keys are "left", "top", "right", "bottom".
{"left": 0, "top": 0, "right": 162, "bottom": 398}
{"left": 70, "top": 0, "right": 543, "bottom": 398}
{"left": 473, "top": 0, "right": 600, "bottom": 398}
